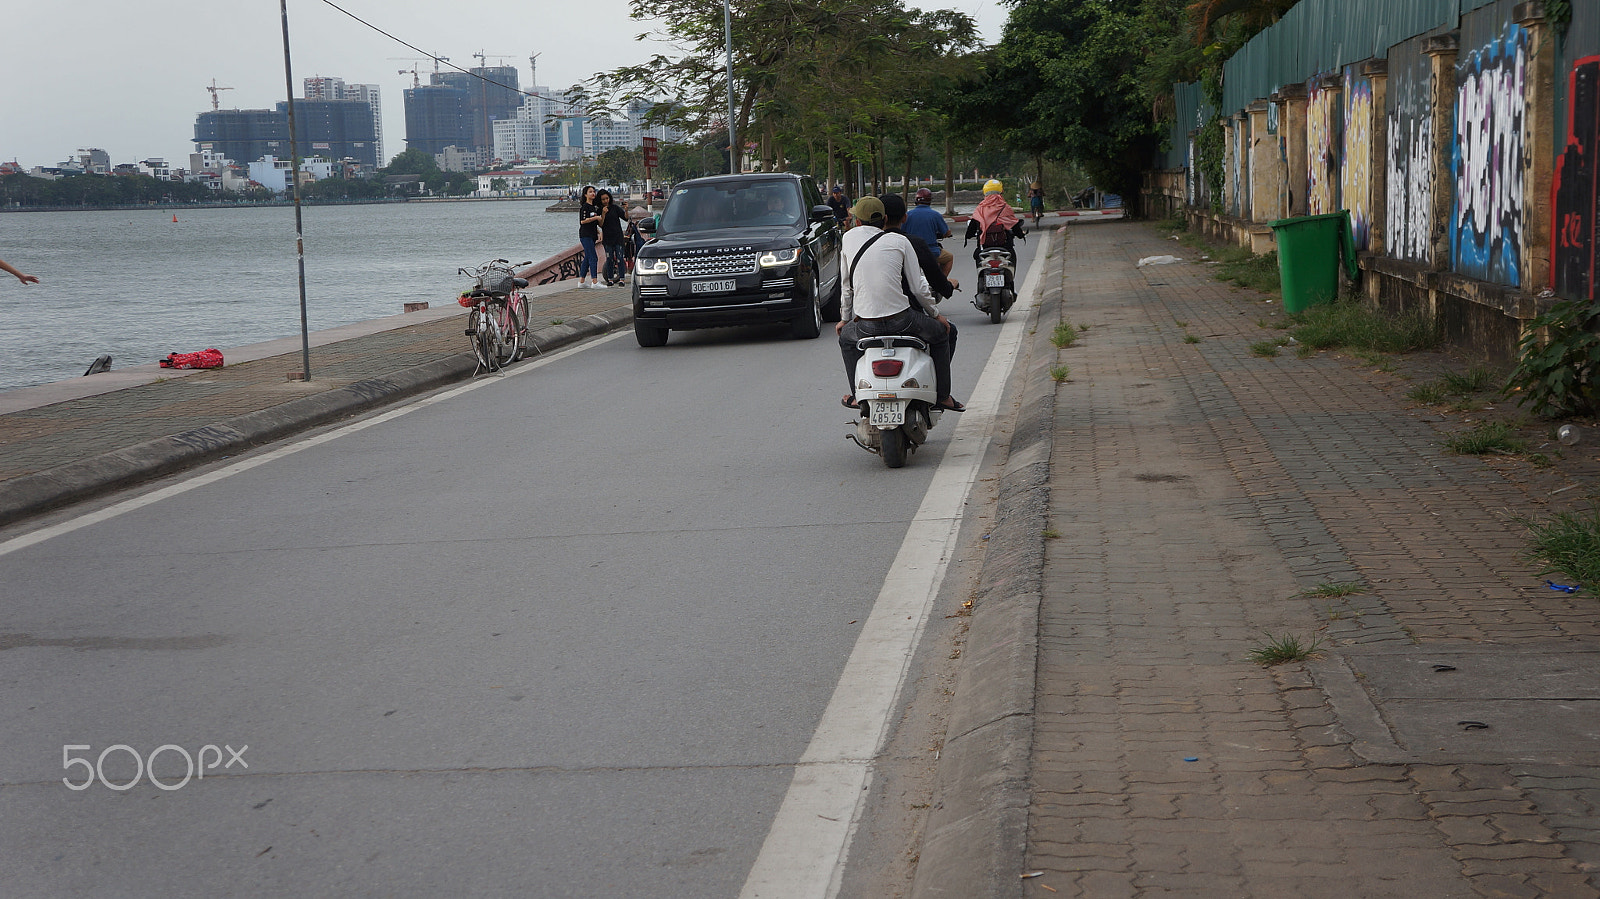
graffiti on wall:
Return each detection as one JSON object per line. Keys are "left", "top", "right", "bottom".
{"left": 1553, "top": 57, "right": 1599, "bottom": 301}
{"left": 1342, "top": 67, "right": 1374, "bottom": 250}
{"left": 1452, "top": 24, "right": 1526, "bottom": 287}
{"left": 1306, "top": 77, "right": 1341, "bottom": 214}
{"left": 1234, "top": 116, "right": 1249, "bottom": 217}
{"left": 1187, "top": 137, "right": 1199, "bottom": 207}
{"left": 1387, "top": 41, "right": 1433, "bottom": 264}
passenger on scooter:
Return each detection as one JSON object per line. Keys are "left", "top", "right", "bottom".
{"left": 880, "top": 193, "right": 959, "bottom": 299}
{"left": 964, "top": 179, "right": 1027, "bottom": 268}
{"left": 837, "top": 196, "right": 965, "bottom": 414}
{"left": 903, "top": 187, "right": 955, "bottom": 278}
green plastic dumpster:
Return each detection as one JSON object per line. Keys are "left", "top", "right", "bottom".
{"left": 1269, "top": 211, "right": 1358, "bottom": 314}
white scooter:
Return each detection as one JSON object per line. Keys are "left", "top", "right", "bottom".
{"left": 972, "top": 248, "right": 1018, "bottom": 324}
{"left": 846, "top": 335, "right": 944, "bottom": 468}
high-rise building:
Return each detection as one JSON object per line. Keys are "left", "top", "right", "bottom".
{"left": 402, "top": 84, "right": 472, "bottom": 155}
{"left": 194, "top": 98, "right": 379, "bottom": 170}
{"left": 306, "top": 77, "right": 384, "bottom": 164}
{"left": 413, "top": 66, "right": 520, "bottom": 158}
{"left": 493, "top": 86, "right": 574, "bottom": 164}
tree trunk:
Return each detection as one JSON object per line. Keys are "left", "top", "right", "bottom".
{"left": 902, "top": 134, "right": 913, "bottom": 198}
{"left": 944, "top": 138, "right": 955, "bottom": 216}
{"left": 826, "top": 138, "right": 834, "bottom": 193}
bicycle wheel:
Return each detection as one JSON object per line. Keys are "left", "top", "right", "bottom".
{"left": 496, "top": 301, "right": 522, "bottom": 365}
{"left": 473, "top": 310, "right": 499, "bottom": 371}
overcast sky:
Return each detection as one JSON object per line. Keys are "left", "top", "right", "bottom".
{"left": 3, "top": 0, "right": 1006, "bottom": 171}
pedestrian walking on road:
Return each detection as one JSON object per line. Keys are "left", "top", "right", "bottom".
{"left": 1, "top": 258, "right": 38, "bottom": 286}
{"left": 577, "top": 185, "right": 602, "bottom": 288}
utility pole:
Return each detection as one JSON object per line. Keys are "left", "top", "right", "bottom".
{"left": 724, "top": 0, "right": 736, "bottom": 174}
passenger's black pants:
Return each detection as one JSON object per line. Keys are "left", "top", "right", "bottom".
{"left": 839, "top": 306, "right": 957, "bottom": 402}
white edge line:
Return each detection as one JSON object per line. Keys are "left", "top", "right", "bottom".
{"left": 0, "top": 331, "right": 629, "bottom": 560}
{"left": 737, "top": 233, "right": 1051, "bottom": 899}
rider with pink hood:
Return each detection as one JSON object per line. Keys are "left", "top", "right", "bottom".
{"left": 964, "top": 179, "right": 1027, "bottom": 266}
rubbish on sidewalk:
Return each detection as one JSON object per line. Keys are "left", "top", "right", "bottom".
{"left": 1022, "top": 871, "right": 1045, "bottom": 878}
{"left": 83, "top": 355, "right": 111, "bottom": 376}
{"left": 1557, "top": 424, "right": 1581, "bottom": 445}
{"left": 1183, "top": 756, "right": 1200, "bottom": 762}
{"left": 1137, "top": 255, "right": 1182, "bottom": 267}
{"left": 159, "top": 348, "right": 224, "bottom": 370}
{"left": 1545, "top": 580, "right": 1582, "bottom": 593}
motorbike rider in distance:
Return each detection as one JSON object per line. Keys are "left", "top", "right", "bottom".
{"left": 964, "top": 179, "right": 1027, "bottom": 268}
{"left": 837, "top": 196, "right": 965, "bottom": 413}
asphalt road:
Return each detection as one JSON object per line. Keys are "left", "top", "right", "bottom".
{"left": 0, "top": 235, "right": 1037, "bottom": 898}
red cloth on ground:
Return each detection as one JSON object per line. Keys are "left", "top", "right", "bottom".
{"left": 159, "top": 348, "right": 224, "bottom": 369}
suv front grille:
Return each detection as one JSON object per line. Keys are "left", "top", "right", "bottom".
{"left": 669, "top": 253, "right": 759, "bottom": 279}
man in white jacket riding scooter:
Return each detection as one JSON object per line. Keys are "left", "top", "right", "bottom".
{"left": 836, "top": 196, "right": 965, "bottom": 413}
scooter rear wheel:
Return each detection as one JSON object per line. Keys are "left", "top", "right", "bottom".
{"left": 880, "top": 427, "right": 907, "bottom": 468}
{"left": 989, "top": 295, "right": 1006, "bottom": 324}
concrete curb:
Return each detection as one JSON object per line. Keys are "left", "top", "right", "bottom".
{"left": 0, "top": 307, "right": 633, "bottom": 528}
{"left": 910, "top": 232, "right": 1062, "bottom": 898}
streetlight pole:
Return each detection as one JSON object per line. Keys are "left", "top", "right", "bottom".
{"left": 725, "top": 0, "right": 736, "bottom": 174}
{"left": 279, "top": 0, "right": 312, "bottom": 382}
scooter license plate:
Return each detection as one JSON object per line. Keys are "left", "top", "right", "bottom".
{"left": 870, "top": 400, "right": 906, "bottom": 427}
{"left": 984, "top": 273, "right": 1006, "bottom": 289}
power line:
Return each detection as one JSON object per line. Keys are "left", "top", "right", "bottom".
{"left": 315, "top": 0, "right": 583, "bottom": 109}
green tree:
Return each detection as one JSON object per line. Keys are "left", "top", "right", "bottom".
{"left": 594, "top": 146, "right": 642, "bottom": 184}
{"left": 382, "top": 148, "right": 442, "bottom": 177}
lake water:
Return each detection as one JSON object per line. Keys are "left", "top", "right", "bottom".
{"left": 0, "top": 201, "right": 583, "bottom": 391}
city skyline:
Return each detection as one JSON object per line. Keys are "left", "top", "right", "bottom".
{"left": 3, "top": 0, "right": 1004, "bottom": 174}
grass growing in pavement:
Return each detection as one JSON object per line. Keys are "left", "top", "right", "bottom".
{"left": 1443, "top": 421, "right": 1526, "bottom": 455}
{"left": 1520, "top": 506, "right": 1600, "bottom": 593}
{"left": 1408, "top": 367, "right": 1501, "bottom": 406}
{"left": 1246, "top": 633, "right": 1324, "bottom": 666}
{"left": 1303, "top": 581, "right": 1368, "bottom": 598}
{"left": 1184, "top": 334, "right": 1202, "bottom": 344}
{"left": 1407, "top": 381, "right": 1450, "bottom": 404}
{"left": 1215, "top": 247, "right": 1281, "bottom": 293}
{"left": 1050, "top": 364, "right": 1071, "bottom": 382}
{"left": 1290, "top": 299, "right": 1441, "bottom": 354}
{"left": 1443, "top": 367, "right": 1497, "bottom": 394}
{"left": 1051, "top": 322, "right": 1078, "bottom": 348}
{"left": 1250, "top": 340, "right": 1281, "bottom": 357}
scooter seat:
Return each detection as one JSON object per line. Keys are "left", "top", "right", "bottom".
{"left": 856, "top": 335, "right": 929, "bottom": 352}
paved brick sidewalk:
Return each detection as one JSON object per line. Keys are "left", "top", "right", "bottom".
{"left": 1025, "top": 222, "right": 1600, "bottom": 898}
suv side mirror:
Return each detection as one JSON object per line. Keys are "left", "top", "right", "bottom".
{"left": 639, "top": 217, "right": 657, "bottom": 234}
{"left": 810, "top": 205, "right": 834, "bottom": 223}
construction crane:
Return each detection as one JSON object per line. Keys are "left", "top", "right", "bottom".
{"left": 205, "top": 79, "right": 233, "bottom": 111}
{"left": 390, "top": 55, "right": 450, "bottom": 87}
{"left": 473, "top": 51, "right": 517, "bottom": 69}
{"left": 529, "top": 52, "right": 541, "bottom": 86}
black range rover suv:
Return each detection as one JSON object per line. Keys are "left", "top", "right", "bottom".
{"left": 631, "top": 173, "right": 842, "bottom": 346}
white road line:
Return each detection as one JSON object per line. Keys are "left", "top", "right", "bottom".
{"left": 0, "top": 331, "right": 628, "bottom": 560}
{"left": 738, "top": 236, "right": 1050, "bottom": 898}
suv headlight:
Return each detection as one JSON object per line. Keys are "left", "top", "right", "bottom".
{"left": 759, "top": 248, "right": 800, "bottom": 268}
{"left": 637, "top": 258, "right": 670, "bottom": 275}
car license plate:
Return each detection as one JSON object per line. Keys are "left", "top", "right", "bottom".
{"left": 691, "top": 279, "right": 737, "bottom": 294}
{"left": 985, "top": 273, "right": 1006, "bottom": 289}
{"left": 870, "top": 400, "right": 905, "bottom": 427}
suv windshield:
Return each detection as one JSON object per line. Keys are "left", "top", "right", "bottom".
{"left": 658, "top": 181, "right": 803, "bottom": 235}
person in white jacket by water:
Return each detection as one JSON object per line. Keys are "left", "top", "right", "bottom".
{"left": 835, "top": 196, "right": 964, "bottom": 413}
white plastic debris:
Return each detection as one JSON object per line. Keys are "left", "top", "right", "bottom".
{"left": 1137, "top": 255, "right": 1183, "bottom": 267}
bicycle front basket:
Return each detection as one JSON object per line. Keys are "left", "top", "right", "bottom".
{"left": 475, "top": 268, "right": 516, "bottom": 296}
